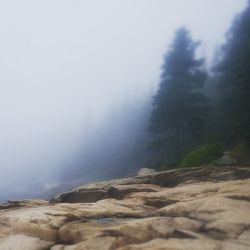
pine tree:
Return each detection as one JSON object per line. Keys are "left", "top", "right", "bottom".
{"left": 214, "top": 3, "right": 250, "bottom": 146}
{"left": 149, "top": 27, "right": 208, "bottom": 160}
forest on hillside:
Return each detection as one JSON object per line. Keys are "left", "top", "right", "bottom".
{"left": 64, "top": 1, "right": 250, "bottom": 181}
{"left": 146, "top": 2, "right": 250, "bottom": 169}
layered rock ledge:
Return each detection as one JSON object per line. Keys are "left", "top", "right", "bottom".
{"left": 0, "top": 166, "right": 250, "bottom": 250}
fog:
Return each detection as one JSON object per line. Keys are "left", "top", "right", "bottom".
{"left": 0, "top": 0, "right": 247, "bottom": 201}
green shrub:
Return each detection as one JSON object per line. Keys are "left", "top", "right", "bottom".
{"left": 180, "top": 143, "right": 225, "bottom": 167}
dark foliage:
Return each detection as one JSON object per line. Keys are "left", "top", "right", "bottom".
{"left": 180, "top": 143, "right": 224, "bottom": 167}
{"left": 213, "top": 3, "right": 250, "bottom": 146}
{"left": 148, "top": 27, "right": 209, "bottom": 161}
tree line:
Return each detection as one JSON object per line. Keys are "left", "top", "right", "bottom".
{"left": 147, "top": 2, "right": 250, "bottom": 167}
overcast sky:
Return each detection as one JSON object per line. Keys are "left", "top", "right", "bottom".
{"left": 0, "top": 0, "right": 247, "bottom": 194}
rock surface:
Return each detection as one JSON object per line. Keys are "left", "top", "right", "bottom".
{"left": 137, "top": 168, "right": 157, "bottom": 176}
{"left": 214, "top": 151, "right": 237, "bottom": 166}
{"left": 0, "top": 166, "right": 250, "bottom": 249}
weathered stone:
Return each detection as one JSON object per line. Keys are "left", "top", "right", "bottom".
{"left": 52, "top": 183, "right": 160, "bottom": 204}
{"left": 51, "top": 166, "right": 250, "bottom": 204}
{"left": 118, "top": 238, "right": 250, "bottom": 250}
{"left": 106, "top": 184, "right": 161, "bottom": 199}
{"left": 0, "top": 234, "right": 53, "bottom": 250}
{"left": 51, "top": 236, "right": 119, "bottom": 250}
{"left": 215, "top": 151, "right": 237, "bottom": 166}
{"left": 137, "top": 168, "right": 156, "bottom": 176}
{"left": 0, "top": 199, "right": 48, "bottom": 210}
{"left": 151, "top": 166, "right": 250, "bottom": 187}
{"left": 58, "top": 216, "right": 202, "bottom": 246}
{"left": 0, "top": 166, "right": 250, "bottom": 249}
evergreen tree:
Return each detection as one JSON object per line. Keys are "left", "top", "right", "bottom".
{"left": 214, "top": 2, "right": 250, "bottom": 146}
{"left": 149, "top": 27, "right": 208, "bottom": 160}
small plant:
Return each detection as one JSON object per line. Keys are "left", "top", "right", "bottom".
{"left": 180, "top": 143, "right": 225, "bottom": 167}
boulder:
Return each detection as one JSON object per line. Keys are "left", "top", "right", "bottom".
{"left": 137, "top": 168, "right": 156, "bottom": 176}
{"left": 214, "top": 151, "right": 237, "bottom": 166}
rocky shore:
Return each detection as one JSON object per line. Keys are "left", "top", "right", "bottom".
{"left": 0, "top": 166, "right": 250, "bottom": 249}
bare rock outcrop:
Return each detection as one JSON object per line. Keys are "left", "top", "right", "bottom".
{"left": 0, "top": 166, "right": 250, "bottom": 249}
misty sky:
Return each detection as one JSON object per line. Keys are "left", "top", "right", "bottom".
{"left": 0, "top": 0, "right": 247, "bottom": 195}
